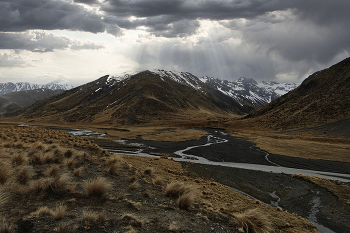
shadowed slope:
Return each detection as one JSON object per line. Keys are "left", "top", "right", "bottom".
{"left": 242, "top": 57, "right": 350, "bottom": 130}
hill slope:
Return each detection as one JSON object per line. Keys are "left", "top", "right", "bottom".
{"left": 242, "top": 57, "right": 350, "bottom": 130}
{"left": 0, "top": 89, "right": 64, "bottom": 114}
{"left": 5, "top": 71, "right": 257, "bottom": 125}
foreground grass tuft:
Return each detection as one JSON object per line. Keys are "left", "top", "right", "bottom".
{"left": 83, "top": 177, "right": 111, "bottom": 197}
{"left": 165, "top": 182, "right": 193, "bottom": 198}
{"left": 233, "top": 209, "right": 273, "bottom": 233}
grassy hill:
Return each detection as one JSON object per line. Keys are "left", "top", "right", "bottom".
{"left": 240, "top": 57, "right": 350, "bottom": 130}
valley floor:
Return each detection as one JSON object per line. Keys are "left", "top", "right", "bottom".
{"left": 0, "top": 123, "right": 322, "bottom": 233}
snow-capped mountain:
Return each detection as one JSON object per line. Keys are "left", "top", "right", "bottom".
{"left": 107, "top": 70, "right": 299, "bottom": 108}
{"left": 0, "top": 81, "right": 74, "bottom": 96}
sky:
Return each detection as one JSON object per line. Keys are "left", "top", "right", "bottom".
{"left": 0, "top": 0, "right": 349, "bottom": 86}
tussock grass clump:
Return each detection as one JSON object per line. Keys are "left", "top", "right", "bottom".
{"left": 34, "top": 204, "right": 67, "bottom": 219}
{"left": 29, "top": 178, "right": 53, "bottom": 194}
{"left": 16, "top": 165, "right": 34, "bottom": 185}
{"left": 178, "top": 192, "right": 196, "bottom": 210}
{"left": 234, "top": 209, "right": 273, "bottom": 233}
{"left": 83, "top": 210, "right": 106, "bottom": 224}
{"left": 0, "top": 162, "right": 12, "bottom": 185}
{"left": 34, "top": 206, "right": 53, "bottom": 217}
{"left": 152, "top": 177, "right": 163, "bottom": 186}
{"left": 107, "top": 154, "right": 121, "bottom": 174}
{"left": 52, "top": 204, "right": 67, "bottom": 220}
{"left": 45, "top": 165, "right": 61, "bottom": 177}
{"left": 11, "top": 153, "right": 28, "bottom": 166}
{"left": 82, "top": 177, "right": 111, "bottom": 197}
{"left": 55, "top": 221, "right": 77, "bottom": 233}
{"left": 73, "top": 167, "right": 85, "bottom": 177}
{"left": 165, "top": 182, "right": 193, "bottom": 198}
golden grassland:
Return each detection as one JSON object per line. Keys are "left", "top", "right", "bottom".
{"left": 236, "top": 131, "right": 350, "bottom": 163}
{"left": 0, "top": 125, "right": 319, "bottom": 232}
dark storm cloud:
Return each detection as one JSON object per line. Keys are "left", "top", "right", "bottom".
{"left": 0, "top": 32, "right": 104, "bottom": 52}
{"left": 0, "top": 0, "right": 106, "bottom": 33}
{"left": 74, "top": 0, "right": 99, "bottom": 4}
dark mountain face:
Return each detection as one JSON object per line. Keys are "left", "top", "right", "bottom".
{"left": 243, "top": 57, "right": 350, "bottom": 130}
{"left": 0, "top": 89, "right": 64, "bottom": 114}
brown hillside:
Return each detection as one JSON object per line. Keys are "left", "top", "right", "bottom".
{"left": 241, "top": 57, "right": 350, "bottom": 130}
{"left": 4, "top": 71, "right": 255, "bottom": 125}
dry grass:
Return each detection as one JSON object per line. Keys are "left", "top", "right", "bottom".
{"left": 55, "top": 221, "right": 77, "bottom": 233}
{"left": 107, "top": 154, "right": 121, "bottom": 174}
{"left": 240, "top": 132, "right": 350, "bottom": 163}
{"left": 45, "top": 165, "right": 61, "bottom": 177}
{"left": 165, "top": 182, "right": 193, "bottom": 198}
{"left": 233, "top": 209, "right": 273, "bottom": 233}
{"left": 52, "top": 204, "right": 67, "bottom": 220}
{"left": 15, "top": 165, "right": 34, "bottom": 185}
{"left": 129, "top": 181, "right": 139, "bottom": 190}
{"left": 0, "top": 190, "right": 11, "bottom": 209}
{"left": 11, "top": 153, "right": 28, "bottom": 166}
{"left": 83, "top": 177, "right": 111, "bottom": 197}
{"left": 169, "top": 222, "right": 180, "bottom": 232}
{"left": 73, "top": 166, "right": 85, "bottom": 177}
{"left": 83, "top": 210, "right": 106, "bottom": 224}
{"left": 0, "top": 218, "right": 15, "bottom": 233}
{"left": 34, "top": 206, "right": 53, "bottom": 217}
{"left": 178, "top": 192, "right": 195, "bottom": 210}
{"left": 152, "top": 177, "right": 163, "bottom": 186}
{"left": 0, "top": 162, "right": 12, "bottom": 185}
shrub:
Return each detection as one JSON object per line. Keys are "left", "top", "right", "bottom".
{"left": 233, "top": 209, "right": 273, "bottom": 233}
{"left": 82, "top": 177, "right": 111, "bottom": 197}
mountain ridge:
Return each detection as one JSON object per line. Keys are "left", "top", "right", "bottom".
{"left": 241, "top": 57, "right": 350, "bottom": 130}
{"left": 0, "top": 81, "right": 74, "bottom": 96}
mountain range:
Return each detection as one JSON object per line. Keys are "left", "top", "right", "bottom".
{"left": 2, "top": 70, "right": 299, "bottom": 125}
{"left": 0, "top": 80, "right": 74, "bottom": 96}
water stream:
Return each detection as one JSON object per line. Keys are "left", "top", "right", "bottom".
{"left": 12, "top": 124, "right": 346, "bottom": 233}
